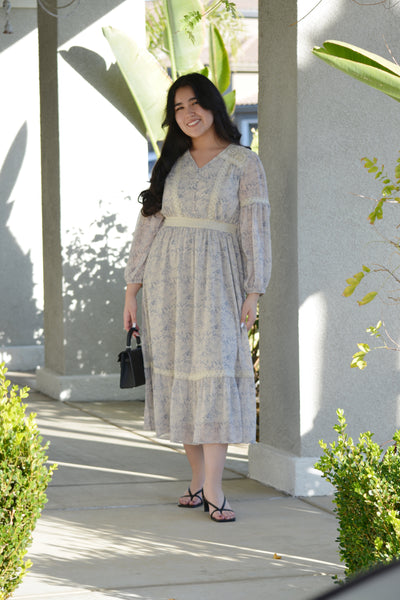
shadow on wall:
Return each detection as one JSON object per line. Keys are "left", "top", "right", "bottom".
{"left": 0, "top": 122, "right": 43, "bottom": 347}
{"left": 61, "top": 208, "right": 132, "bottom": 374}
{"left": 0, "top": 1, "right": 127, "bottom": 52}
{"left": 59, "top": 46, "right": 146, "bottom": 135}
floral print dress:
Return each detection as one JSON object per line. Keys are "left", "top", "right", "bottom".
{"left": 125, "top": 144, "right": 271, "bottom": 444}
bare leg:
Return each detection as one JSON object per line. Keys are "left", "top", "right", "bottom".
{"left": 203, "top": 443, "right": 235, "bottom": 521}
{"left": 178, "top": 444, "right": 205, "bottom": 506}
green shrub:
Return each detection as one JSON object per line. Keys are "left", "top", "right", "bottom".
{"left": 315, "top": 409, "right": 400, "bottom": 582}
{"left": 0, "top": 363, "right": 56, "bottom": 599}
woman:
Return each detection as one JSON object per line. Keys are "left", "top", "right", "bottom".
{"left": 123, "top": 73, "right": 271, "bottom": 522}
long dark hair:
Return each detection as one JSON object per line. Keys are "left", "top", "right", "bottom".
{"left": 139, "top": 73, "right": 241, "bottom": 216}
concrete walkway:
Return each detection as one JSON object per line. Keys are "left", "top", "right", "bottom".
{"left": 9, "top": 372, "right": 343, "bottom": 600}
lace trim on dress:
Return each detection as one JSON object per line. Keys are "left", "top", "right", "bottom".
{"left": 171, "top": 159, "right": 185, "bottom": 215}
{"left": 164, "top": 216, "right": 237, "bottom": 234}
{"left": 151, "top": 366, "right": 254, "bottom": 381}
{"left": 207, "top": 159, "right": 232, "bottom": 219}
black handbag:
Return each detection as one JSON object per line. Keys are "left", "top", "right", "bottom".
{"left": 117, "top": 327, "right": 145, "bottom": 388}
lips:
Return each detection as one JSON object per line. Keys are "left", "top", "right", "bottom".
{"left": 187, "top": 119, "right": 200, "bottom": 127}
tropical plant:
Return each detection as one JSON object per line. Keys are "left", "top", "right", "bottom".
{"left": 312, "top": 41, "right": 400, "bottom": 103}
{"left": 315, "top": 409, "right": 400, "bottom": 582}
{"left": 312, "top": 40, "right": 400, "bottom": 368}
{"left": 102, "top": 0, "right": 238, "bottom": 157}
{"left": 0, "top": 363, "right": 56, "bottom": 599}
{"left": 147, "top": 0, "right": 243, "bottom": 65}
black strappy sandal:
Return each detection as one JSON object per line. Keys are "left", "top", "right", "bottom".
{"left": 178, "top": 487, "right": 203, "bottom": 508}
{"left": 203, "top": 496, "right": 236, "bottom": 522}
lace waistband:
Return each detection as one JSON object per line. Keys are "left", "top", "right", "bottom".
{"left": 163, "top": 217, "right": 237, "bottom": 234}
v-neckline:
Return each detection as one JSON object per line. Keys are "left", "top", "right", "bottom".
{"left": 188, "top": 144, "right": 232, "bottom": 169}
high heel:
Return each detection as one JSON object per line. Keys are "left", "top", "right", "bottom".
{"left": 178, "top": 487, "right": 203, "bottom": 508}
{"left": 203, "top": 495, "right": 236, "bottom": 522}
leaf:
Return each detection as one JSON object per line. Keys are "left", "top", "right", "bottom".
{"left": 357, "top": 343, "right": 370, "bottom": 353}
{"left": 350, "top": 351, "right": 368, "bottom": 369}
{"left": 357, "top": 291, "right": 378, "bottom": 306}
{"left": 368, "top": 200, "right": 385, "bottom": 224}
{"left": 382, "top": 185, "right": 396, "bottom": 196}
{"left": 209, "top": 24, "right": 230, "bottom": 93}
{"left": 102, "top": 26, "right": 172, "bottom": 154}
{"left": 164, "top": 0, "right": 205, "bottom": 77}
{"left": 59, "top": 47, "right": 147, "bottom": 137}
{"left": 366, "top": 321, "right": 382, "bottom": 338}
{"left": 223, "top": 89, "right": 236, "bottom": 115}
{"left": 362, "top": 157, "right": 377, "bottom": 170}
{"left": 312, "top": 41, "right": 400, "bottom": 103}
{"left": 316, "top": 41, "right": 400, "bottom": 77}
{"left": 343, "top": 271, "right": 365, "bottom": 297}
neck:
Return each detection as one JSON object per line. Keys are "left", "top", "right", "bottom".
{"left": 191, "top": 130, "right": 227, "bottom": 152}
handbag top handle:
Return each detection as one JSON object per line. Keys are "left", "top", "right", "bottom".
{"left": 126, "top": 326, "right": 141, "bottom": 349}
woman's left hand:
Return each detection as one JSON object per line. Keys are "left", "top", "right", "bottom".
{"left": 240, "top": 293, "right": 260, "bottom": 331}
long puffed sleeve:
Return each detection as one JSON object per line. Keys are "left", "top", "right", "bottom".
{"left": 124, "top": 211, "right": 164, "bottom": 284}
{"left": 238, "top": 152, "right": 272, "bottom": 294}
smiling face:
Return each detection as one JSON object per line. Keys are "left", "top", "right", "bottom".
{"left": 174, "top": 86, "right": 215, "bottom": 140}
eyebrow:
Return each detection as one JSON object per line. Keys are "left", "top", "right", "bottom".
{"left": 174, "top": 96, "right": 197, "bottom": 107}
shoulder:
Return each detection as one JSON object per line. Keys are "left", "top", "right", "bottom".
{"left": 222, "top": 145, "right": 262, "bottom": 170}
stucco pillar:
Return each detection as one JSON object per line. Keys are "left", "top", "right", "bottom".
{"left": 36, "top": 0, "right": 147, "bottom": 400}
{"left": 250, "top": 0, "right": 400, "bottom": 495}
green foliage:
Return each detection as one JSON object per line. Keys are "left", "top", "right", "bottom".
{"left": 250, "top": 128, "right": 259, "bottom": 154}
{"left": 315, "top": 409, "right": 400, "bottom": 582}
{"left": 343, "top": 265, "right": 373, "bottom": 302}
{"left": 248, "top": 306, "right": 260, "bottom": 395}
{"left": 341, "top": 154, "right": 400, "bottom": 368}
{"left": 102, "top": 25, "right": 172, "bottom": 156}
{"left": 343, "top": 154, "right": 400, "bottom": 305}
{"left": 312, "top": 41, "right": 400, "bottom": 103}
{"left": 104, "top": 1, "right": 240, "bottom": 156}
{"left": 312, "top": 40, "right": 400, "bottom": 369}
{"left": 0, "top": 363, "right": 56, "bottom": 599}
{"left": 248, "top": 130, "right": 260, "bottom": 403}
{"left": 361, "top": 155, "right": 400, "bottom": 224}
{"left": 179, "top": 0, "right": 241, "bottom": 53}
{"left": 350, "top": 320, "right": 398, "bottom": 370}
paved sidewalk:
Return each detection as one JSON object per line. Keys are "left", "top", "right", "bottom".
{"left": 9, "top": 372, "right": 342, "bottom": 600}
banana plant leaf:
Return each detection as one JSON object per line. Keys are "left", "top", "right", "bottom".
{"left": 103, "top": 26, "right": 172, "bottom": 155}
{"left": 163, "top": 0, "right": 205, "bottom": 79}
{"left": 209, "top": 24, "right": 230, "bottom": 94}
{"left": 312, "top": 41, "right": 400, "bottom": 103}
{"left": 60, "top": 46, "right": 147, "bottom": 137}
{"left": 223, "top": 89, "right": 236, "bottom": 115}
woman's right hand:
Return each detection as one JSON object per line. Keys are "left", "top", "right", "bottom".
{"left": 123, "top": 283, "right": 142, "bottom": 331}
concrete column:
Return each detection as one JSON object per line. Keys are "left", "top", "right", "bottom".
{"left": 0, "top": 4, "right": 43, "bottom": 371}
{"left": 36, "top": 0, "right": 147, "bottom": 400}
{"left": 250, "top": 0, "right": 400, "bottom": 495}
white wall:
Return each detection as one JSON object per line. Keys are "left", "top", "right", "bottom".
{"left": 250, "top": 0, "right": 400, "bottom": 495}
{"left": 0, "top": 7, "right": 43, "bottom": 370}
{"left": 0, "top": 2, "right": 147, "bottom": 396}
